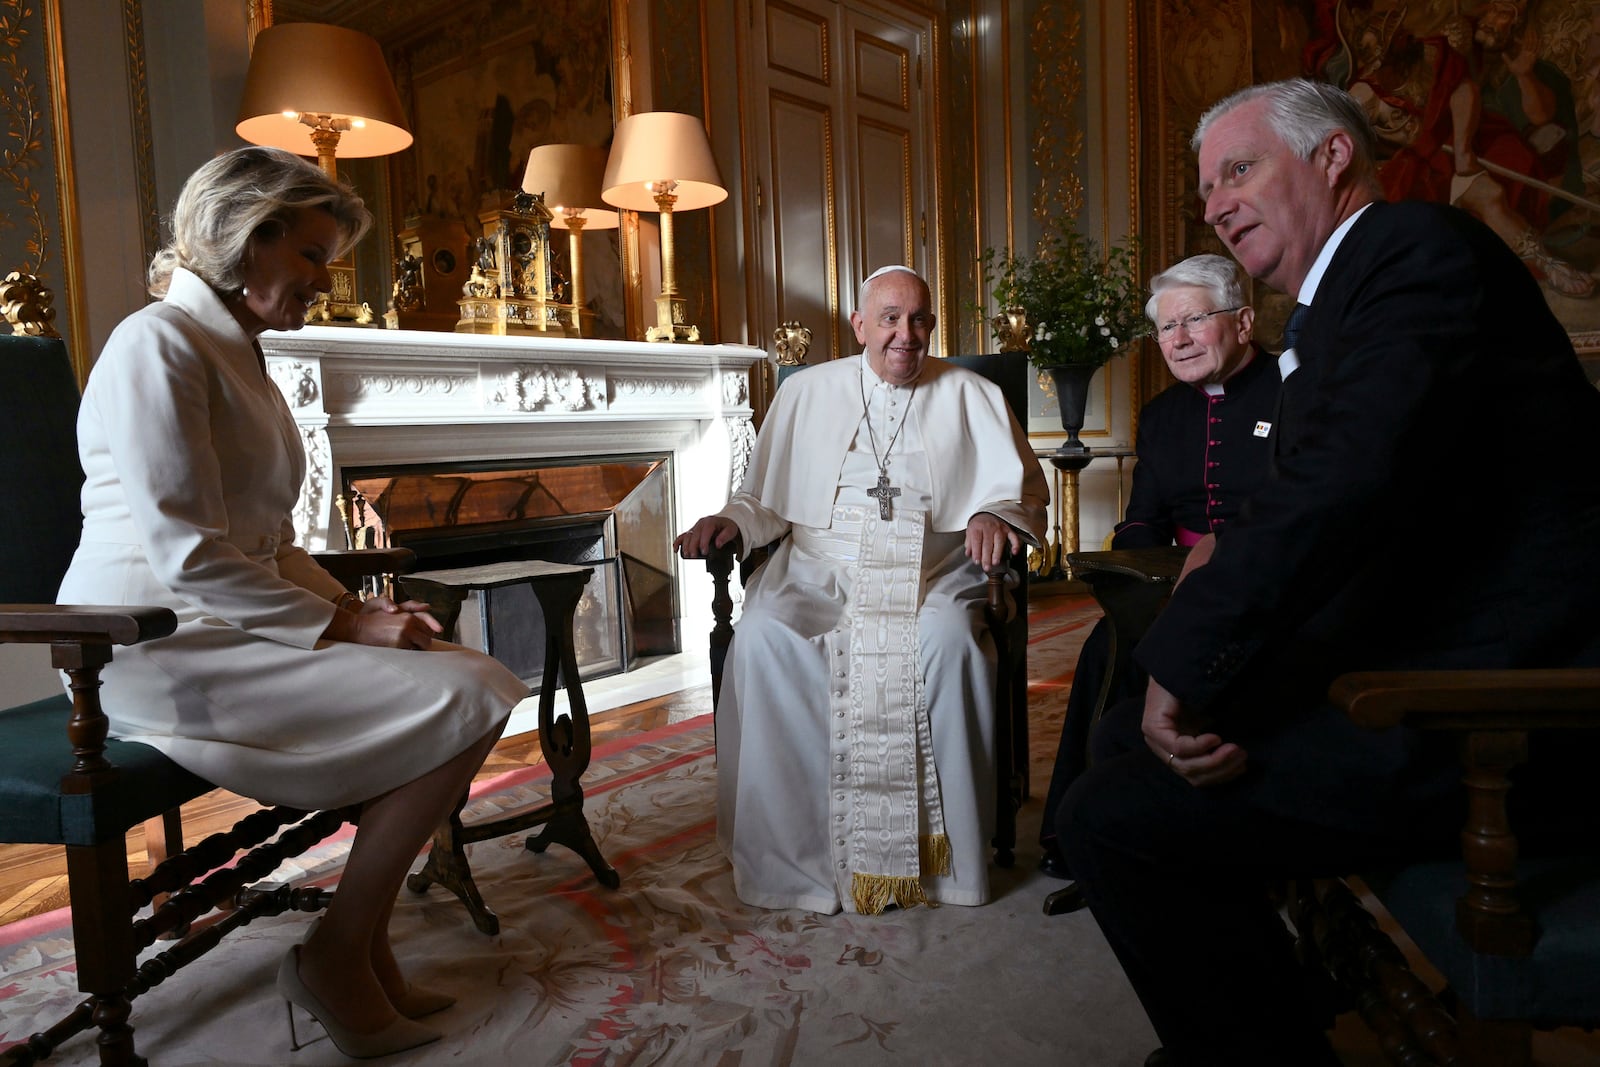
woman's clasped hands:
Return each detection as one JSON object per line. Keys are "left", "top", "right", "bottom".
{"left": 325, "top": 595, "right": 444, "bottom": 649}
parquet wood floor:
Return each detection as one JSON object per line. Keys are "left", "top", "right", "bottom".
{"left": 0, "top": 683, "right": 714, "bottom": 929}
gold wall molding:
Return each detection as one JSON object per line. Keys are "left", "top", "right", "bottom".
{"left": 1029, "top": 1, "right": 1084, "bottom": 226}
{"left": 1, "top": 0, "right": 88, "bottom": 375}
{"left": 1135, "top": 0, "right": 1251, "bottom": 410}
{"left": 124, "top": 0, "right": 157, "bottom": 271}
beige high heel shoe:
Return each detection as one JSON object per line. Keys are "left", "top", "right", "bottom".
{"left": 303, "top": 917, "right": 455, "bottom": 1019}
{"left": 389, "top": 984, "right": 456, "bottom": 1019}
{"left": 277, "top": 945, "right": 441, "bottom": 1059}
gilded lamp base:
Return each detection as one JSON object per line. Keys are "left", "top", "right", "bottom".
{"left": 646, "top": 292, "right": 702, "bottom": 344}
{"left": 306, "top": 262, "right": 377, "bottom": 327}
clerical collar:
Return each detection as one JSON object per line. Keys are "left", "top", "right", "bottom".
{"left": 860, "top": 354, "right": 919, "bottom": 390}
{"left": 1198, "top": 345, "right": 1259, "bottom": 397}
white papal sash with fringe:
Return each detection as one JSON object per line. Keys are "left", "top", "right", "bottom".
{"left": 825, "top": 504, "right": 949, "bottom": 914}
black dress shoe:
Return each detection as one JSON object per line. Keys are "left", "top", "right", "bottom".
{"left": 1042, "top": 881, "right": 1088, "bottom": 916}
{"left": 1037, "top": 847, "right": 1073, "bottom": 881}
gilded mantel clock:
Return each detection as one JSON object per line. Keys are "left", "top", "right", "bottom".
{"left": 455, "top": 191, "right": 572, "bottom": 336}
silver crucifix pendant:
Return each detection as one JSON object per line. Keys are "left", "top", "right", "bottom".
{"left": 867, "top": 470, "right": 900, "bottom": 519}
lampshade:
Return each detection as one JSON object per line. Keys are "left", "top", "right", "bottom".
{"left": 235, "top": 23, "right": 412, "bottom": 159}
{"left": 522, "top": 144, "right": 620, "bottom": 231}
{"left": 601, "top": 112, "right": 727, "bottom": 212}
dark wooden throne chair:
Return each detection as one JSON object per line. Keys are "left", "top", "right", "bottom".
{"left": 702, "top": 352, "right": 1034, "bottom": 867}
{"left": 0, "top": 281, "right": 413, "bottom": 1066}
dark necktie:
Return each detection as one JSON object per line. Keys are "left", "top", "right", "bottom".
{"left": 1282, "top": 303, "right": 1310, "bottom": 353}
{"left": 1268, "top": 303, "right": 1311, "bottom": 476}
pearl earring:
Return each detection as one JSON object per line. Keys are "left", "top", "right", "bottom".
{"left": 240, "top": 286, "right": 250, "bottom": 297}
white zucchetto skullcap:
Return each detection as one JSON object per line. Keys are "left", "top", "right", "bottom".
{"left": 864, "top": 264, "right": 918, "bottom": 284}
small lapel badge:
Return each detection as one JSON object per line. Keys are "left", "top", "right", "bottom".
{"left": 1254, "top": 421, "right": 1272, "bottom": 438}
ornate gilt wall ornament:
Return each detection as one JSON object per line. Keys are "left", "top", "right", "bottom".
{"left": 0, "top": 270, "right": 59, "bottom": 337}
{"left": 772, "top": 320, "right": 812, "bottom": 365}
{"left": 1029, "top": 3, "right": 1086, "bottom": 225}
{"left": 2, "top": 3, "right": 50, "bottom": 281}
{"left": 990, "top": 306, "right": 1031, "bottom": 353}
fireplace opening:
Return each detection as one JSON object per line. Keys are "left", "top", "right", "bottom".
{"left": 341, "top": 455, "right": 678, "bottom": 689}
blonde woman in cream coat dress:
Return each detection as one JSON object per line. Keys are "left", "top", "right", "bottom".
{"left": 57, "top": 147, "right": 523, "bottom": 1059}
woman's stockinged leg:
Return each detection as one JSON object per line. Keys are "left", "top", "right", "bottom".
{"left": 298, "top": 717, "right": 508, "bottom": 1033}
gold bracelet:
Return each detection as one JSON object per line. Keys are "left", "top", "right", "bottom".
{"left": 333, "top": 591, "right": 362, "bottom": 613}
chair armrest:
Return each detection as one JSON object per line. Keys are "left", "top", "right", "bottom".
{"left": 984, "top": 552, "right": 1014, "bottom": 627}
{"left": 699, "top": 537, "right": 742, "bottom": 576}
{"left": 0, "top": 604, "right": 177, "bottom": 646}
{"left": 312, "top": 547, "right": 418, "bottom": 591}
{"left": 1331, "top": 667, "right": 1600, "bottom": 957}
{"left": 1330, "top": 669, "right": 1600, "bottom": 731}
{"left": 1067, "top": 545, "right": 1190, "bottom": 585}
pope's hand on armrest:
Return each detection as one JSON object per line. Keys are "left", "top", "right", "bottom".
{"left": 675, "top": 515, "right": 742, "bottom": 559}
{"left": 966, "top": 511, "right": 1023, "bottom": 572}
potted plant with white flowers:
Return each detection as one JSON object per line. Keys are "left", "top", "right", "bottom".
{"left": 980, "top": 219, "right": 1147, "bottom": 454}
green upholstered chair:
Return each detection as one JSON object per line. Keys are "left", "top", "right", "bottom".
{"left": 702, "top": 352, "right": 1033, "bottom": 867}
{"left": 0, "top": 301, "right": 413, "bottom": 1066}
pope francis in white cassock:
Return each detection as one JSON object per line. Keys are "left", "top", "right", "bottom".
{"left": 677, "top": 266, "right": 1048, "bottom": 914}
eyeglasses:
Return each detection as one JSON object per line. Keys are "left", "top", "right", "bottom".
{"left": 1157, "top": 307, "right": 1241, "bottom": 342}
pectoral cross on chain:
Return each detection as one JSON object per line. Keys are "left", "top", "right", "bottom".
{"left": 867, "top": 469, "right": 900, "bottom": 519}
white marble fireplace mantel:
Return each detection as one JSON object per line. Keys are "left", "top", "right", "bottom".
{"left": 259, "top": 325, "right": 765, "bottom": 726}
{"left": 260, "top": 325, "right": 765, "bottom": 553}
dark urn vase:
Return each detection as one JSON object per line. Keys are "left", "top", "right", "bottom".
{"left": 1044, "top": 363, "right": 1099, "bottom": 455}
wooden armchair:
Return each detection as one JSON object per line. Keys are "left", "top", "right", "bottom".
{"left": 701, "top": 352, "right": 1034, "bottom": 867}
{"left": 0, "top": 306, "right": 414, "bottom": 1065}
{"left": 1291, "top": 669, "right": 1600, "bottom": 1066}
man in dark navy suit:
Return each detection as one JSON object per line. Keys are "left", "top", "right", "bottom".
{"left": 1059, "top": 78, "right": 1600, "bottom": 1066}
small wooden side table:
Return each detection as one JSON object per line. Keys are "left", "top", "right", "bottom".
{"left": 398, "top": 560, "right": 620, "bottom": 935}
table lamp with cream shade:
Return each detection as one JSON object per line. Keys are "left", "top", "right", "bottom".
{"left": 601, "top": 112, "right": 727, "bottom": 343}
{"left": 235, "top": 22, "right": 412, "bottom": 325}
{"left": 522, "top": 144, "right": 619, "bottom": 338}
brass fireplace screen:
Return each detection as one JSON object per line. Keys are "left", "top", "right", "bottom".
{"left": 342, "top": 456, "right": 677, "bottom": 685}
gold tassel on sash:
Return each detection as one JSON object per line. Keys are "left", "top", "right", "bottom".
{"left": 849, "top": 834, "right": 952, "bottom": 915}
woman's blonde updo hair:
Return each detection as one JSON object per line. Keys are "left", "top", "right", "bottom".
{"left": 147, "top": 145, "right": 372, "bottom": 298}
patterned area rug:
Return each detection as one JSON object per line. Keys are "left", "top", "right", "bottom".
{"left": 3, "top": 596, "right": 1157, "bottom": 1066}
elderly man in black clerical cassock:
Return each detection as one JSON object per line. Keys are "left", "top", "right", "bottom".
{"left": 1038, "top": 253, "right": 1280, "bottom": 908}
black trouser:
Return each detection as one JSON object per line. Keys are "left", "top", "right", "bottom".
{"left": 1056, "top": 696, "right": 1457, "bottom": 1066}
{"left": 1038, "top": 617, "right": 1146, "bottom": 863}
